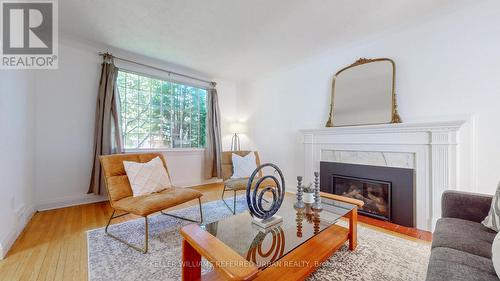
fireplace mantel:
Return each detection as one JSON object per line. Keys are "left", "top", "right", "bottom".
{"left": 301, "top": 120, "right": 466, "bottom": 231}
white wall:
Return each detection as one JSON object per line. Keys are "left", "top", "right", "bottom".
{"left": 217, "top": 80, "right": 240, "bottom": 151}
{"left": 34, "top": 37, "right": 237, "bottom": 210}
{"left": 34, "top": 39, "right": 104, "bottom": 210}
{"left": 237, "top": 0, "right": 500, "bottom": 195}
{"left": 0, "top": 71, "right": 35, "bottom": 258}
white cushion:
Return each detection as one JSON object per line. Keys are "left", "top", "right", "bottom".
{"left": 482, "top": 181, "right": 500, "bottom": 232}
{"left": 231, "top": 152, "right": 257, "bottom": 179}
{"left": 493, "top": 232, "right": 500, "bottom": 278}
{"left": 123, "top": 156, "right": 172, "bottom": 197}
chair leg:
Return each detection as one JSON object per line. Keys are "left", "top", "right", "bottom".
{"left": 221, "top": 186, "right": 236, "bottom": 214}
{"left": 105, "top": 210, "right": 149, "bottom": 254}
{"left": 161, "top": 198, "right": 203, "bottom": 223}
{"left": 233, "top": 190, "right": 237, "bottom": 214}
{"left": 221, "top": 186, "right": 270, "bottom": 214}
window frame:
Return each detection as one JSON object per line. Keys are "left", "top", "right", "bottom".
{"left": 116, "top": 68, "right": 209, "bottom": 152}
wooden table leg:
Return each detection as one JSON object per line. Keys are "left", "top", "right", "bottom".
{"left": 182, "top": 239, "right": 201, "bottom": 281}
{"left": 348, "top": 207, "right": 358, "bottom": 251}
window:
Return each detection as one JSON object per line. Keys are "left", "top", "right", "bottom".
{"left": 116, "top": 70, "right": 207, "bottom": 149}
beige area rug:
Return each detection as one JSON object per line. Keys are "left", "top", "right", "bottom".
{"left": 87, "top": 196, "right": 430, "bottom": 281}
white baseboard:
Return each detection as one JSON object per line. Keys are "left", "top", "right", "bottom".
{"left": 0, "top": 204, "right": 35, "bottom": 259}
{"left": 0, "top": 231, "right": 16, "bottom": 259}
{"left": 36, "top": 193, "right": 108, "bottom": 211}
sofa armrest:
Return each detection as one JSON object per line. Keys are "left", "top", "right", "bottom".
{"left": 441, "top": 190, "right": 492, "bottom": 223}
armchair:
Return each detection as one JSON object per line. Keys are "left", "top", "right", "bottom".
{"left": 99, "top": 153, "right": 203, "bottom": 253}
{"left": 220, "top": 151, "right": 275, "bottom": 214}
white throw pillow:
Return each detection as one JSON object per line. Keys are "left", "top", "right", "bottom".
{"left": 482, "top": 182, "right": 500, "bottom": 232}
{"left": 493, "top": 232, "right": 500, "bottom": 278}
{"left": 123, "top": 156, "right": 171, "bottom": 197}
{"left": 231, "top": 152, "right": 257, "bottom": 179}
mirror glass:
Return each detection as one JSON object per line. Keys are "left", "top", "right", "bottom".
{"left": 331, "top": 59, "right": 395, "bottom": 126}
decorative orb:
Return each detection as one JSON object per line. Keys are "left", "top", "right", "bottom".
{"left": 246, "top": 163, "right": 285, "bottom": 220}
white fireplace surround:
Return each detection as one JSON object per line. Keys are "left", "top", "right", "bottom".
{"left": 301, "top": 120, "right": 466, "bottom": 231}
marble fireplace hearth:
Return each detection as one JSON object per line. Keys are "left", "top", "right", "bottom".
{"left": 301, "top": 121, "right": 465, "bottom": 231}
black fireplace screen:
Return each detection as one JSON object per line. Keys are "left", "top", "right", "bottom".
{"left": 332, "top": 175, "right": 391, "bottom": 221}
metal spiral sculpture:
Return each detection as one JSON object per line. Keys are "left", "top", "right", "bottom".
{"left": 246, "top": 163, "right": 285, "bottom": 221}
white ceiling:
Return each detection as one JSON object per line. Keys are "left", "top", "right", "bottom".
{"left": 60, "top": 0, "right": 470, "bottom": 82}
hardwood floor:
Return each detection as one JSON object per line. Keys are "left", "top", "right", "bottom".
{"left": 0, "top": 183, "right": 430, "bottom": 281}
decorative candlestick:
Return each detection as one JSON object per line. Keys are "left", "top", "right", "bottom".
{"left": 294, "top": 176, "right": 305, "bottom": 209}
{"left": 312, "top": 172, "right": 322, "bottom": 210}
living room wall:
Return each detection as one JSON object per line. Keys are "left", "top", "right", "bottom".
{"left": 0, "top": 71, "right": 35, "bottom": 258}
{"left": 33, "top": 37, "right": 238, "bottom": 210}
{"left": 237, "top": 0, "right": 500, "bottom": 195}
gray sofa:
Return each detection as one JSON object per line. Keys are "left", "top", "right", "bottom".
{"left": 426, "top": 190, "right": 498, "bottom": 281}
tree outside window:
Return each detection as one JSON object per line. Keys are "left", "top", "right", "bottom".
{"left": 117, "top": 70, "right": 207, "bottom": 149}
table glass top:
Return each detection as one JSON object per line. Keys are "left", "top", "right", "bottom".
{"left": 201, "top": 196, "right": 355, "bottom": 269}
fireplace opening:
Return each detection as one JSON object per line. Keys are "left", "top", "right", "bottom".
{"left": 332, "top": 175, "right": 391, "bottom": 221}
{"left": 321, "top": 162, "right": 414, "bottom": 227}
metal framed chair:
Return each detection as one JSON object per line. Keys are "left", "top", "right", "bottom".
{"left": 220, "top": 151, "right": 274, "bottom": 214}
{"left": 100, "top": 153, "right": 203, "bottom": 253}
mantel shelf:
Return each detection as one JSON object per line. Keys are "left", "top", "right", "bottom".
{"left": 301, "top": 120, "right": 466, "bottom": 135}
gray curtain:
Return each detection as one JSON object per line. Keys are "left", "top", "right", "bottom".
{"left": 204, "top": 86, "right": 222, "bottom": 179}
{"left": 88, "top": 54, "right": 123, "bottom": 195}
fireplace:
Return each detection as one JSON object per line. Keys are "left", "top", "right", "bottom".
{"left": 332, "top": 175, "right": 391, "bottom": 221}
{"left": 320, "top": 162, "right": 415, "bottom": 227}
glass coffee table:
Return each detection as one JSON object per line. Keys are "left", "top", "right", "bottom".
{"left": 180, "top": 193, "right": 363, "bottom": 281}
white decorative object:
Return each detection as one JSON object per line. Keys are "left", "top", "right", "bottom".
{"left": 231, "top": 152, "right": 257, "bottom": 179}
{"left": 493, "top": 232, "right": 500, "bottom": 278}
{"left": 303, "top": 192, "right": 315, "bottom": 203}
{"left": 123, "top": 157, "right": 171, "bottom": 197}
{"left": 301, "top": 120, "right": 466, "bottom": 231}
{"left": 252, "top": 215, "right": 283, "bottom": 229}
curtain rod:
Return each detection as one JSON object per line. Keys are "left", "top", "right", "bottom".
{"left": 98, "top": 52, "right": 216, "bottom": 86}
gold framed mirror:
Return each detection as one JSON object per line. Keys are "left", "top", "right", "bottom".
{"left": 325, "top": 58, "right": 401, "bottom": 127}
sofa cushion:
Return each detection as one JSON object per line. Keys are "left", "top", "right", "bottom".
{"left": 432, "top": 217, "right": 496, "bottom": 258}
{"left": 426, "top": 247, "right": 498, "bottom": 281}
